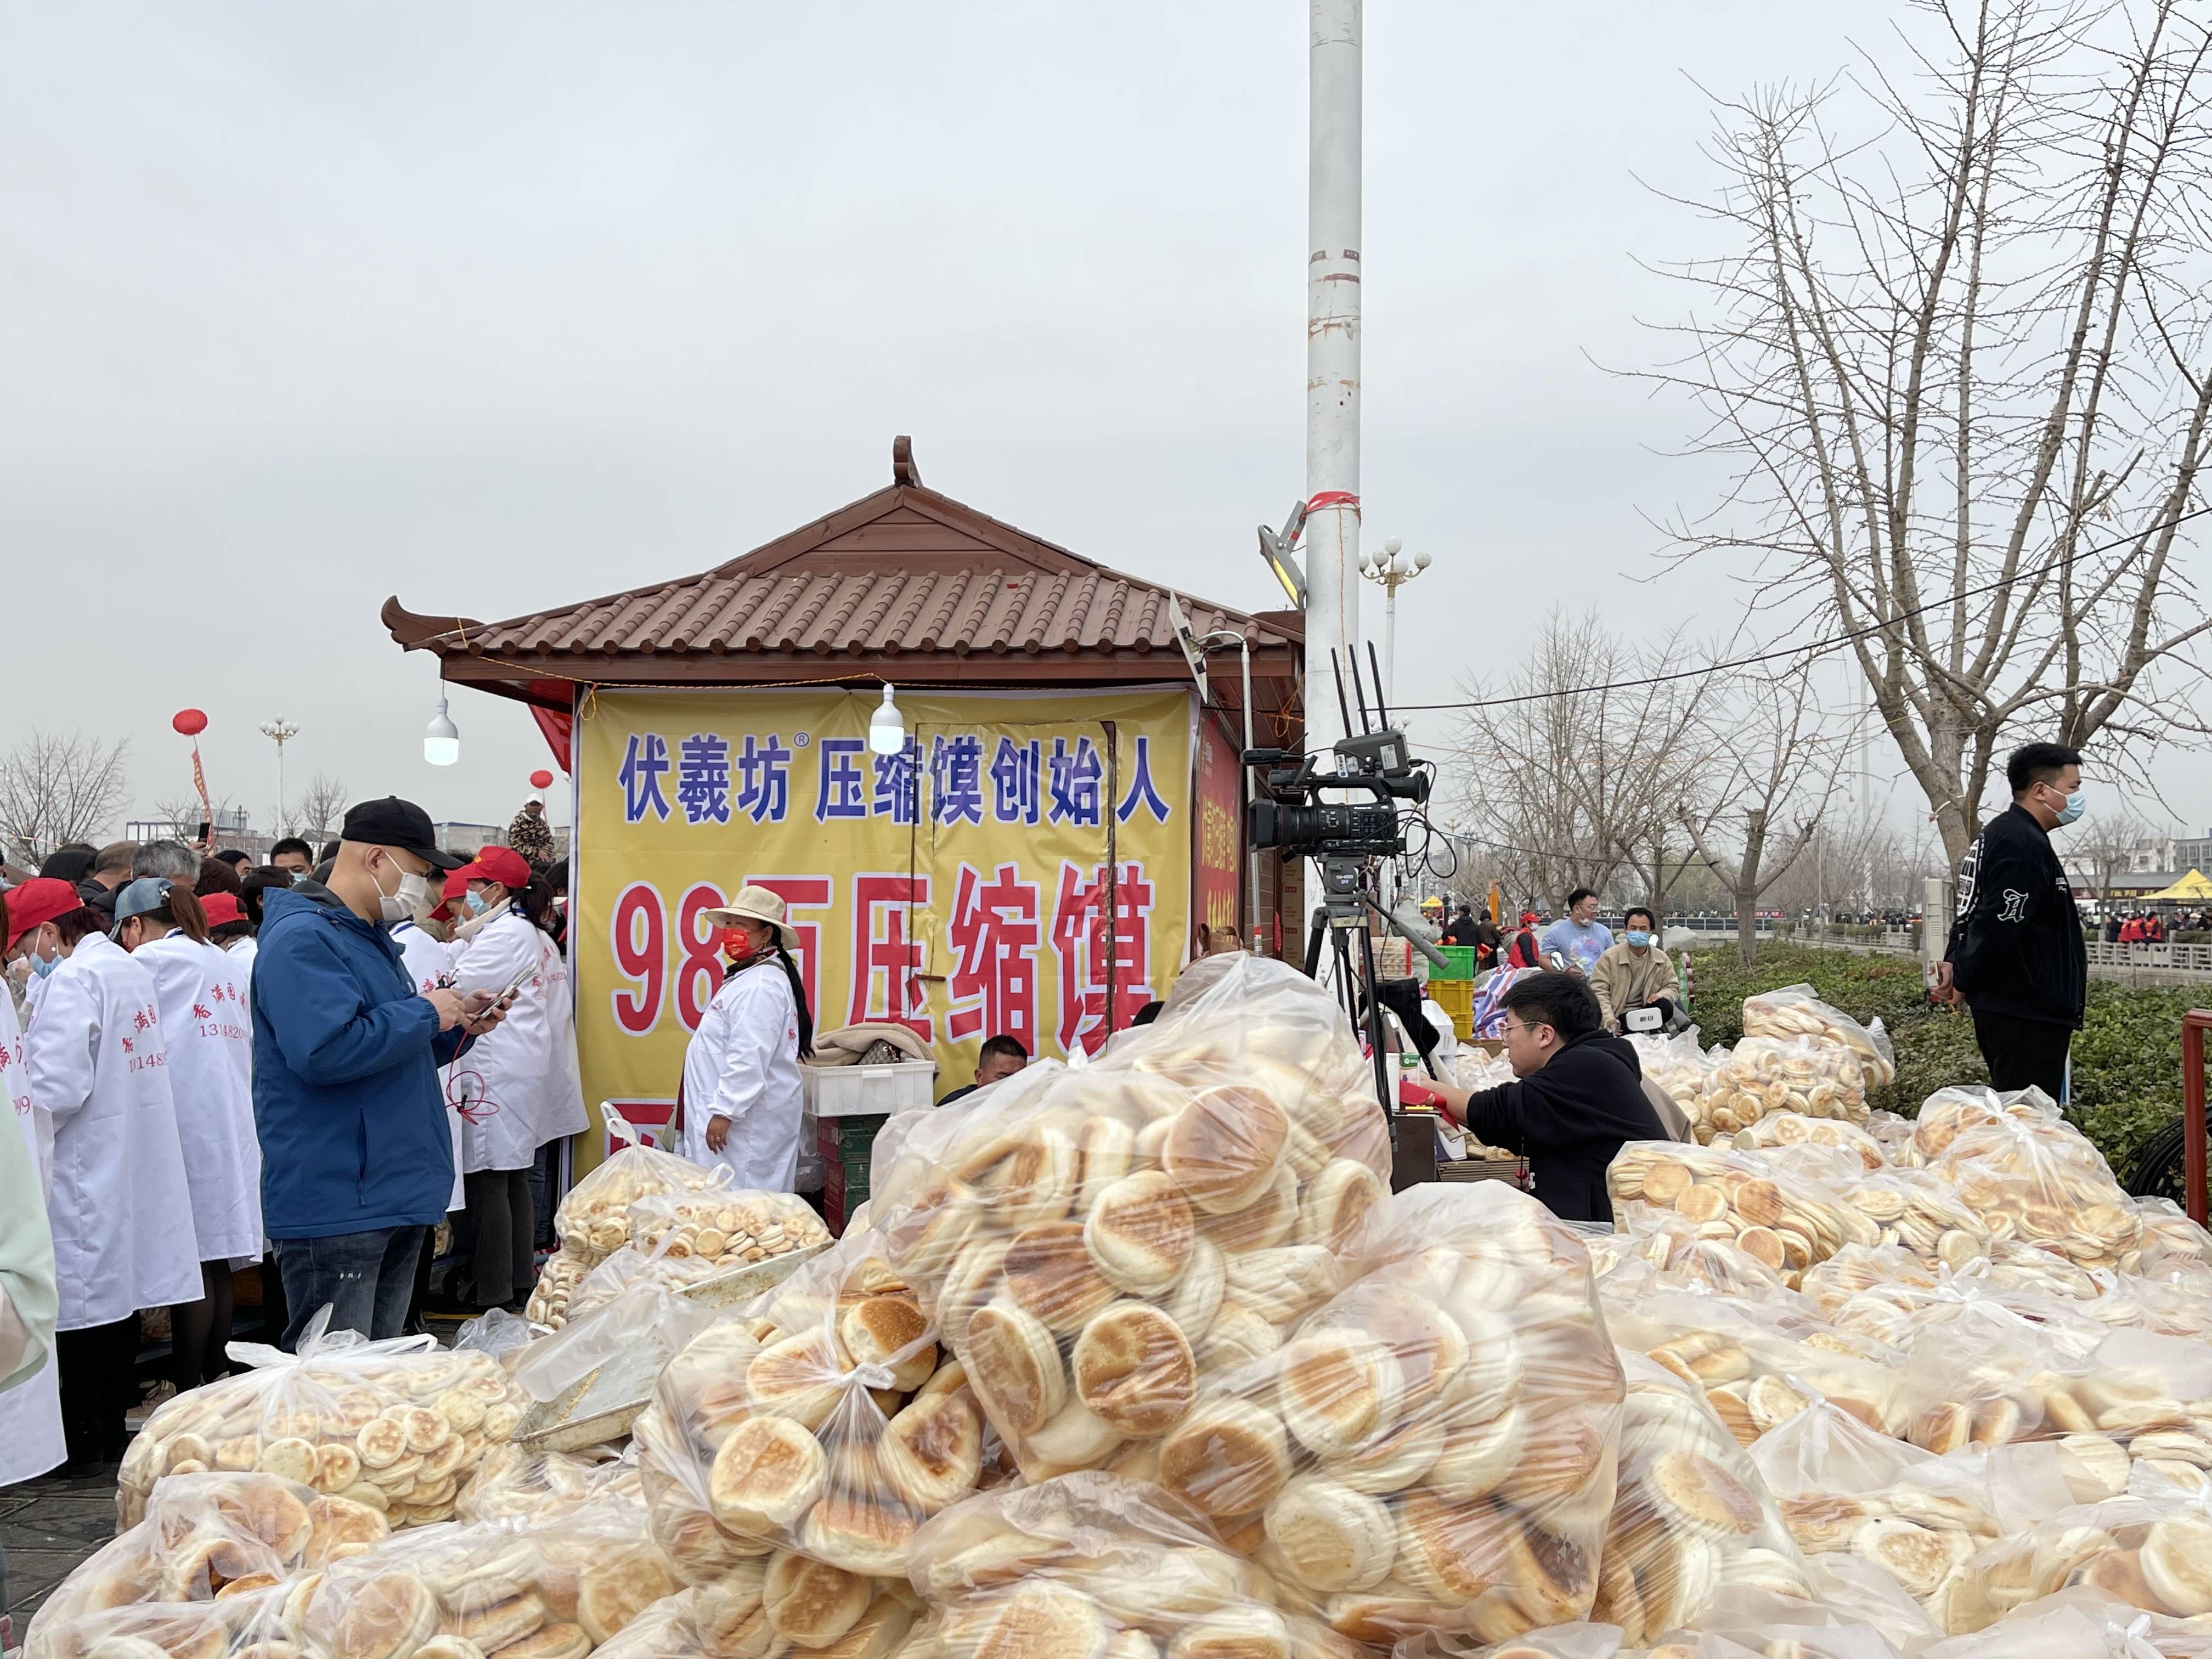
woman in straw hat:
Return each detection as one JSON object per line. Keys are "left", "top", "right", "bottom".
{"left": 674, "top": 885, "right": 813, "bottom": 1188}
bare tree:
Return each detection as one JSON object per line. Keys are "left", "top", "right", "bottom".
{"left": 1644, "top": 0, "right": 2212, "bottom": 864}
{"left": 0, "top": 731, "right": 132, "bottom": 866}
{"left": 284, "top": 774, "right": 351, "bottom": 843}
{"left": 1683, "top": 665, "right": 1845, "bottom": 963}
{"left": 1453, "top": 612, "right": 1713, "bottom": 913}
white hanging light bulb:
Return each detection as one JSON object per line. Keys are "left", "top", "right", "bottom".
{"left": 868, "top": 684, "right": 906, "bottom": 755}
{"left": 424, "top": 696, "right": 460, "bottom": 766}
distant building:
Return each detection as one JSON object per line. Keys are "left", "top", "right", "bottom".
{"left": 125, "top": 806, "right": 275, "bottom": 863}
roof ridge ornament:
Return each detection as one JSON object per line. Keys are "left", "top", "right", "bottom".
{"left": 892, "top": 434, "right": 921, "bottom": 488}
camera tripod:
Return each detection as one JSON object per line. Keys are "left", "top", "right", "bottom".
{"left": 1301, "top": 854, "right": 1403, "bottom": 1129}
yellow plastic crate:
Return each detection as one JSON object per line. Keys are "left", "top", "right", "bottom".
{"left": 1429, "top": 977, "right": 1474, "bottom": 1039}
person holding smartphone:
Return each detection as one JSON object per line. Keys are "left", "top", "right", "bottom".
{"left": 442, "top": 845, "right": 582, "bottom": 1313}
{"left": 252, "top": 798, "right": 502, "bottom": 1345}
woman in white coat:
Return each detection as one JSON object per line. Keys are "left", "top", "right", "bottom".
{"left": 0, "top": 880, "right": 69, "bottom": 1485}
{"left": 676, "top": 886, "right": 811, "bottom": 1189}
{"left": 443, "top": 847, "right": 579, "bottom": 1311}
{"left": 21, "top": 889, "right": 201, "bottom": 1473}
{"left": 115, "top": 878, "right": 262, "bottom": 1391}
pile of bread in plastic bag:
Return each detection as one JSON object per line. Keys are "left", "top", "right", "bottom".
{"left": 1628, "top": 985, "right": 1892, "bottom": 1144}
{"left": 35, "top": 957, "right": 2212, "bottom": 1659}
{"left": 526, "top": 1122, "right": 831, "bottom": 1329}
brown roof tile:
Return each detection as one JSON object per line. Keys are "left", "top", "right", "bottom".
{"left": 387, "top": 477, "right": 1291, "bottom": 681}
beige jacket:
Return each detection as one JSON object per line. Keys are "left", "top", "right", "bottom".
{"left": 1590, "top": 940, "right": 1677, "bottom": 1027}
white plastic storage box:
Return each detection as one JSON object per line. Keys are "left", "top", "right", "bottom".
{"left": 799, "top": 1059, "right": 939, "bottom": 1118}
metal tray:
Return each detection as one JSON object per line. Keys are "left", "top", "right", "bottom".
{"left": 510, "top": 1242, "right": 827, "bottom": 1454}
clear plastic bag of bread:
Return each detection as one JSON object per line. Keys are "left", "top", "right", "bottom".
{"left": 1918, "top": 1591, "right": 2212, "bottom": 1658}
{"left": 458, "top": 1444, "right": 633, "bottom": 1526}
{"left": 290, "top": 1489, "right": 678, "bottom": 1659}
{"left": 1921, "top": 1474, "right": 2212, "bottom": 1638}
{"left": 1901, "top": 1084, "right": 2057, "bottom": 1166}
{"left": 2134, "top": 1197, "right": 2212, "bottom": 1281}
{"left": 902, "top": 1470, "right": 1367, "bottom": 1659}
{"left": 512, "top": 1240, "right": 730, "bottom": 1411}
{"left": 1391, "top": 1619, "right": 1906, "bottom": 1658}
{"left": 627, "top": 1187, "right": 831, "bottom": 1273}
{"left": 1746, "top": 1397, "right": 2097, "bottom": 1610}
{"left": 21, "top": 1579, "right": 292, "bottom": 1659}
{"left": 26, "top": 1470, "right": 388, "bottom": 1653}
{"left": 1801, "top": 1161, "right": 1994, "bottom": 1273}
{"left": 552, "top": 1105, "right": 722, "bottom": 1271}
{"left": 1624, "top": 1029, "right": 1713, "bottom": 1131}
{"left": 1596, "top": 1209, "right": 1802, "bottom": 1301}
{"left": 864, "top": 955, "right": 1395, "bottom": 1485}
{"left": 117, "top": 1310, "right": 532, "bottom": 1533}
{"left": 1581, "top": 1351, "right": 1810, "bottom": 1644}
{"left": 1882, "top": 1279, "right": 2117, "bottom": 1454}
{"left": 1692, "top": 1037, "right": 1873, "bottom": 1143}
{"left": 1599, "top": 1286, "right": 1908, "bottom": 1447}
{"left": 584, "top": 1572, "right": 919, "bottom": 1659}
{"left": 1922, "top": 1088, "right": 2142, "bottom": 1269}
{"left": 1607, "top": 1142, "right": 1857, "bottom": 1277}
{"left": 1798, "top": 1245, "right": 1939, "bottom": 1322}
{"left": 1739, "top": 985, "right": 1894, "bottom": 1091}
{"left": 1105, "top": 1182, "right": 1624, "bottom": 1650}
{"left": 632, "top": 1227, "right": 992, "bottom": 1587}
{"left": 1729, "top": 1111, "right": 1888, "bottom": 1171}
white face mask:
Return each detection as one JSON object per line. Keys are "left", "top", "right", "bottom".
{"left": 371, "top": 853, "right": 430, "bottom": 922}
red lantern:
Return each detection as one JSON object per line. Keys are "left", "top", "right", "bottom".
{"left": 172, "top": 709, "right": 208, "bottom": 737}
{"left": 529, "top": 770, "right": 554, "bottom": 789}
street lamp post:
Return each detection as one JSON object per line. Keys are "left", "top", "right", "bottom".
{"left": 1358, "top": 537, "right": 1431, "bottom": 704}
{"left": 259, "top": 719, "right": 300, "bottom": 832}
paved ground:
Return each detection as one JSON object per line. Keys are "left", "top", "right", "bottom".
{"left": 2, "top": 1460, "right": 118, "bottom": 1646}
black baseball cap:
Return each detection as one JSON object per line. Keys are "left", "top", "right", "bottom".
{"left": 339, "top": 797, "right": 465, "bottom": 870}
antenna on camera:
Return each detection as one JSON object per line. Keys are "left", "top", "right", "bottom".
{"left": 1367, "top": 641, "right": 1391, "bottom": 729}
{"left": 1350, "top": 651, "right": 1373, "bottom": 735}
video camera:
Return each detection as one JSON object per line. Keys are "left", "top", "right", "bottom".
{"left": 1244, "top": 720, "right": 1430, "bottom": 862}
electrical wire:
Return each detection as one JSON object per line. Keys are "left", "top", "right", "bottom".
{"left": 1388, "top": 503, "right": 2212, "bottom": 714}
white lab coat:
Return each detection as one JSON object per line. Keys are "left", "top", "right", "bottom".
{"left": 447, "top": 908, "right": 567, "bottom": 1175}
{"left": 133, "top": 933, "right": 263, "bottom": 1263}
{"left": 534, "top": 929, "right": 588, "bottom": 1144}
{"left": 0, "top": 984, "right": 65, "bottom": 1482}
{"left": 679, "top": 960, "right": 803, "bottom": 1190}
{"left": 24, "top": 935, "right": 202, "bottom": 1329}
{"left": 393, "top": 920, "right": 466, "bottom": 1212}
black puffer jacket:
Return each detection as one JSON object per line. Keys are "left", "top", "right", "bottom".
{"left": 1457, "top": 1028, "right": 1668, "bottom": 1224}
{"left": 1946, "top": 804, "right": 2087, "bottom": 1029}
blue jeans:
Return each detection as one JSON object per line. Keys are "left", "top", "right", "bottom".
{"left": 273, "top": 1226, "right": 427, "bottom": 1349}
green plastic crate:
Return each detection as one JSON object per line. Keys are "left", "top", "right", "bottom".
{"left": 816, "top": 1113, "right": 889, "bottom": 1163}
{"left": 1432, "top": 945, "right": 1476, "bottom": 980}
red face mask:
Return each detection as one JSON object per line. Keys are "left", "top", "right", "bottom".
{"left": 721, "top": 926, "right": 757, "bottom": 966}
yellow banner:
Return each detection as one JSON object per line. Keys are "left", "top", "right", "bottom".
{"left": 572, "top": 687, "right": 1193, "bottom": 1169}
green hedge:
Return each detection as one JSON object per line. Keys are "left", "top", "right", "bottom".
{"left": 1686, "top": 941, "right": 2206, "bottom": 1175}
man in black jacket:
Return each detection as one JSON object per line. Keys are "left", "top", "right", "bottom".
{"left": 1424, "top": 971, "right": 1667, "bottom": 1224}
{"left": 1936, "top": 742, "right": 2089, "bottom": 1098}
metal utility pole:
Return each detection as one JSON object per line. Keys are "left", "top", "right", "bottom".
{"left": 1306, "top": 0, "right": 1362, "bottom": 751}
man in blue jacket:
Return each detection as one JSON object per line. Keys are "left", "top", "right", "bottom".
{"left": 252, "top": 797, "right": 504, "bottom": 1345}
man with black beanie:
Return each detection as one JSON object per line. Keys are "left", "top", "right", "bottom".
{"left": 1935, "top": 742, "right": 2089, "bottom": 1099}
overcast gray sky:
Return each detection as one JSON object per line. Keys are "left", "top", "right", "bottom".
{"left": 3, "top": 2, "right": 2201, "bottom": 847}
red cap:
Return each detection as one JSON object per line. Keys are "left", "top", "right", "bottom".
{"left": 453, "top": 845, "right": 532, "bottom": 890}
{"left": 199, "top": 892, "right": 247, "bottom": 929}
{"left": 1519, "top": 911, "right": 1540, "bottom": 927}
{"left": 5, "top": 878, "right": 84, "bottom": 950}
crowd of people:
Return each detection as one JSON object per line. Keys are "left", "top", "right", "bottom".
{"left": 0, "top": 794, "right": 591, "bottom": 1482}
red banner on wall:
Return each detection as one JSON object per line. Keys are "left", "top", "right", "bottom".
{"left": 1194, "top": 716, "right": 1243, "bottom": 945}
